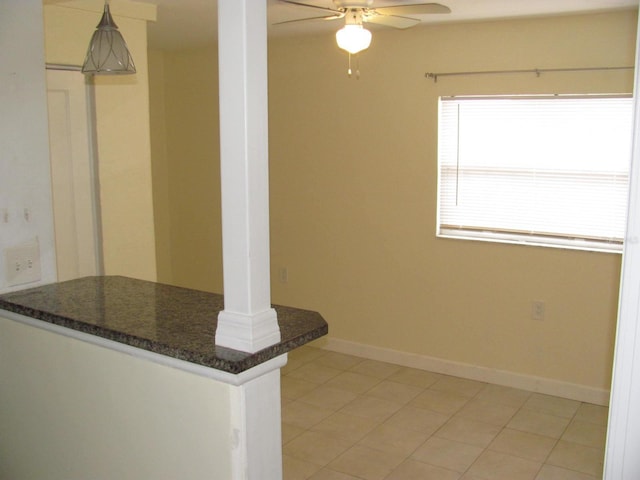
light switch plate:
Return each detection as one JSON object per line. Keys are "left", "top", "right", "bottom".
{"left": 4, "top": 240, "right": 41, "bottom": 287}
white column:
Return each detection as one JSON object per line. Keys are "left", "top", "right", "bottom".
{"left": 215, "top": 0, "right": 280, "bottom": 353}
{"left": 229, "top": 360, "right": 284, "bottom": 480}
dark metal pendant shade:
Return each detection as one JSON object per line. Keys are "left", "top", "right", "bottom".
{"left": 82, "top": 3, "right": 136, "bottom": 75}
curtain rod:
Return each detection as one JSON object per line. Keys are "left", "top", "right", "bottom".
{"left": 46, "top": 63, "right": 82, "bottom": 72}
{"left": 425, "top": 66, "right": 634, "bottom": 83}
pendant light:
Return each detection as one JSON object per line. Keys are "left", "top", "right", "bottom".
{"left": 82, "top": 0, "right": 136, "bottom": 75}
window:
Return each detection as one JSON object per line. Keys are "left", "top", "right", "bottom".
{"left": 437, "top": 95, "right": 633, "bottom": 252}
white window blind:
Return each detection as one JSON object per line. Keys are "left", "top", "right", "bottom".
{"left": 437, "top": 95, "right": 633, "bottom": 252}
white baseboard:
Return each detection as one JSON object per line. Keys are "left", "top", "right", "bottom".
{"left": 314, "top": 337, "right": 610, "bottom": 406}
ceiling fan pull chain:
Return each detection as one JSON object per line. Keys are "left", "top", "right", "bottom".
{"left": 346, "top": 53, "right": 362, "bottom": 79}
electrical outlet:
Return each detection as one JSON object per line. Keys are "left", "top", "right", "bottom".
{"left": 278, "top": 267, "right": 288, "bottom": 284}
{"left": 4, "top": 241, "right": 41, "bottom": 286}
{"left": 531, "top": 300, "right": 545, "bottom": 321}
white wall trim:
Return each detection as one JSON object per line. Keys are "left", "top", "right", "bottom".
{"left": 0, "top": 309, "right": 287, "bottom": 387}
{"left": 320, "top": 337, "right": 610, "bottom": 406}
{"left": 603, "top": 8, "right": 640, "bottom": 478}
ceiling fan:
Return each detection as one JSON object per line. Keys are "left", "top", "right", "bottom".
{"left": 276, "top": 0, "right": 451, "bottom": 54}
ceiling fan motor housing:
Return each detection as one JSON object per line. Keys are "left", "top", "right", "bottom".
{"left": 344, "top": 8, "right": 366, "bottom": 25}
{"left": 333, "top": 0, "right": 374, "bottom": 9}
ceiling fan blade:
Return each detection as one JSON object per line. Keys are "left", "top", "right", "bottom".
{"left": 365, "top": 13, "right": 420, "bottom": 29}
{"left": 273, "top": 14, "right": 343, "bottom": 26}
{"left": 278, "top": 0, "right": 343, "bottom": 15}
{"left": 374, "top": 3, "right": 451, "bottom": 16}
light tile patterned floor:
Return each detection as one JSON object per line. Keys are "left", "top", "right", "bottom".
{"left": 281, "top": 346, "right": 608, "bottom": 480}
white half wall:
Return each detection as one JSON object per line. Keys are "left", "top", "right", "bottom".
{"left": 0, "top": 313, "right": 234, "bottom": 480}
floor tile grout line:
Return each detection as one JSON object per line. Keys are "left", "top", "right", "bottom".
{"left": 281, "top": 347, "right": 606, "bottom": 480}
{"left": 538, "top": 403, "right": 578, "bottom": 469}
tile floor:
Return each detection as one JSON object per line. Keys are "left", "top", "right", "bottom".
{"left": 281, "top": 346, "right": 608, "bottom": 480}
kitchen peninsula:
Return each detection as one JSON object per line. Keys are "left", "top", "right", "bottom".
{"left": 0, "top": 275, "right": 328, "bottom": 374}
{"left": 0, "top": 276, "right": 327, "bottom": 479}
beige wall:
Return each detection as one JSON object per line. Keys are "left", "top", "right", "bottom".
{"left": 152, "top": 46, "right": 224, "bottom": 292}
{"left": 0, "top": 314, "right": 233, "bottom": 479}
{"left": 148, "top": 49, "right": 173, "bottom": 281}
{"left": 150, "top": 10, "right": 636, "bottom": 392}
{"left": 44, "top": 1, "right": 157, "bottom": 281}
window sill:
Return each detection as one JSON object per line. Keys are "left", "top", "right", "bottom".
{"left": 437, "top": 229, "right": 623, "bottom": 254}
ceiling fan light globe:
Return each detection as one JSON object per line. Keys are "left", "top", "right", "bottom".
{"left": 336, "top": 25, "right": 371, "bottom": 54}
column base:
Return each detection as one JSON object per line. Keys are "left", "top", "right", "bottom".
{"left": 216, "top": 308, "right": 281, "bottom": 353}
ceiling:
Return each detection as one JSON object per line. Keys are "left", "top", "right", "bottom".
{"left": 146, "top": 0, "right": 638, "bottom": 51}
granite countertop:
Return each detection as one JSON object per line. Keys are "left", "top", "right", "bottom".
{"left": 0, "top": 276, "right": 328, "bottom": 374}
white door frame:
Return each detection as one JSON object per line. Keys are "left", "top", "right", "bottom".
{"left": 46, "top": 65, "right": 103, "bottom": 280}
{"left": 604, "top": 6, "right": 640, "bottom": 477}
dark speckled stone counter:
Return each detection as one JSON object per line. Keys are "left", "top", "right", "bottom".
{"left": 0, "top": 276, "right": 328, "bottom": 374}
